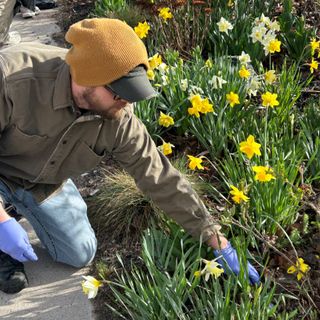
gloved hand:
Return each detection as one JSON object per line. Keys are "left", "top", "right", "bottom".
{"left": 214, "top": 242, "right": 260, "bottom": 285}
{"left": 0, "top": 218, "right": 38, "bottom": 262}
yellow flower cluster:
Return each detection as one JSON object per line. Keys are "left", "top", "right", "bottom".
{"left": 188, "top": 94, "right": 214, "bottom": 118}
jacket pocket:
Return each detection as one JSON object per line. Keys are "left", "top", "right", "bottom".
{"left": 0, "top": 125, "right": 48, "bottom": 156}
{"left": 31, "top": 140, "right": 107, "bottom": 184}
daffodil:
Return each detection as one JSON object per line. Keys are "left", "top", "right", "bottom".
{"left": 209, "top": 75, "right": 227, "bottom": 89}
{"left": 310, "top": 38, "right": 320, "bottom": 56}
{"left": 81, "top": 276, "right": 103, "bottom": 299}
{"left": 247, "top": 76, "right": 261, "bottom": 97}
{"left": 229, "top": 185, "right": 250, "bottom": 204}
{"left": 252, "top": 166, "right": 276, "bottom": 182}
{"left": 217, "top": 17, "right": 233, "bottom": 34}
{"left": 226, "top": 91, "right": 240, "bottom": 107}
{"left": 134, "top": 21, "right": 150, "bottom": 39}
{"left": 158, "top": 111, "right": 174, "bottom": 127}
{"left": 201, "top": 259, "right": 224, "bottom": 281}
{"left": 180, "top": 79, "right": 188, "bottom": 91}
{"left": 158, "top": 7, "right": 173, "bottom": 21}
{"left": 147, "top": 69, "right": 155, "bottom": 80}
{"left": 187, "top": 155, "right": 204, "bottom": 170}
{"left": 158, "top": 141, "right": 174, "bottom": 156}
{"left": 188, "top": 94, "right": 202, "bottom": 118}
{"left": 268, "top": 20, "right": 280, "bottom": 32}
{"left": 205, "top": 58, "right": 213, "bottom": 68}
{"left": 264, "top": 70, "right": 277, "bottom": 84}
{"left": 265, "top": 39, "right": 281, "bottom": 55}
{"left": 238, "top": 51, "right": 251, "bottom": 65}
{"left": 239, "top": 135, "right": 261, "bottom": 159}
{"left": 287, "top": 258, "right": 310, "bottom": 281}
{"left": 250, "top": 25, "right": 267, "bottom": 43}
{"left": 239, "top": 65, "right": 251, "bottom": 79}
{"left": 199, "top": 98, "right": 214, "bottom": 114}
{"left": 261, "top": 91, "right": 279, "bottom": 108}
{"left": 149, "top": 53, "right": 162, "bottom": 70}
{"left": 309, "top": 58, "right": 318, "bottom": 73}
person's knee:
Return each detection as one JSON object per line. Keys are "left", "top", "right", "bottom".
{"left": 58, "top": 234, "right": 98, "bottom": 268}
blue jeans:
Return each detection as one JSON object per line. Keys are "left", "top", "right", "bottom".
{"left": 0, "top": 179, "right": 97, "bottom": 268}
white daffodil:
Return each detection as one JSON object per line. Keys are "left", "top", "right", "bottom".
{"left": 209, "top": 75, "right": 227, "bottom": 89}
{"left": 247, "top": 76, "right": 261, "bottom": 97}
{"left": 238, "top": 51, "right": 251, "bottom": 65}
{"left": 217, "top": 17, "right": 233, "bottom": 34}
{"left": 259, "top": 13, "right": 271, "bottom": 27}
{"left": 158, "top": 62, "right": 169, "bottom": 74}
{"left": 269, "top": 20, "right": 280, "bottom": 32}
{"left": 250, "top": 25, "right": 267, "bottom": 43}
{"left": 180, "top": 79, "right": 188, "bottom": 91}
{"left": 81, "top": 276, "right": 103, "bottom": 299}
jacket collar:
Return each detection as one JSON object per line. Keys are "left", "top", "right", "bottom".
{"left": 52, "top": 62, "right": 74, "bottom": 110}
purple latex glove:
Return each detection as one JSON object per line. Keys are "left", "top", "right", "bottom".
{"left": 0, "top": 218, "right": 38, "bottom": 262}
{"left": 214, "top": 242, "right": 260, "bottom": 285}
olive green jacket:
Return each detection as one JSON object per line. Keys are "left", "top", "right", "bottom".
{"left": 0, "top": 43, "right": 220, "bottom": 241}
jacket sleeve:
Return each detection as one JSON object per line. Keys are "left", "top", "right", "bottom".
{"left": 111, "top": 108, "right": 221, "bottom": 242}
{"left": 0, "top": 61, "right": 11, "bottom": 137}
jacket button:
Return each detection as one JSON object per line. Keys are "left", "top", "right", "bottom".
{"left": 62, "top": 140, "right": 67, "bottom": 145}
{"left": 50, "top": 161, "right": 55, "bottom": 165}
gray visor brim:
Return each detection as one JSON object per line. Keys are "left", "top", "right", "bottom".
{"left": 108, "top": 66, "right": 158, "bottom": 103}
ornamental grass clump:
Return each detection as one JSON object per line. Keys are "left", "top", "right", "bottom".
{"left": 87, "top": 168, "right": 159, "bottom": 242}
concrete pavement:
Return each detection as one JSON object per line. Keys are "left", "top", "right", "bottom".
{"left": 0, "top": 9, "right": 96, "bottom": 320}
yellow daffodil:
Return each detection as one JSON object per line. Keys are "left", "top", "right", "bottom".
{"left": 199, "top": 98, "right": 214, "bottom": 114}
{"left": 239, "top": 135, "right": 261, "bottom": 159}
{"left": 239, "top": 65, "right": 251, "bottom": 79}
{"left": 201, "top": 259, "right": 224, "bottom": 281}
{"left": 149, "top": 53, "right": 162, "bottom": 70}
{"left": 81, "top": 276, "right": 103, "bottom": 299}
{"left": 205, "top": 58, "right": 213, "bottom": 68}
{"left": 217, "top": 17, "right": 233, "bottom": 34}
{"left": 147, "top": 69, "right": 155, "bottom": 80}
{"left": 309, "top": 58, "right": 318, "bottom": 73}
{"left": 229, "top": 185, "right": 250, "bottom": 204}
{"left": 266, "top": 39, "right": 281, "bottom": 54}
{"left": 310, "top": 38, "right": 320, "bottom": 56}
{"left": 188, "top": 94, "right": 202, "bottom": 118}
{"left": 187, "top": 155, "right": 204, "bottom": 170}
{"left": 158, "top": 111, "right": 174, "bottom": 127}
{"left": 158, "top": 7, "right": 173, "bottom": 21}
{"left": 261, "top": 91, "right": 279, "bottom": 108}
{"left": 188, "top": 95, "right": 214, "bottom": 117}
{"left": 134, "top": 21, "right": 150, "bottom": 39}
{"left": 264, "top": 70, "right": 277, "bottom": 84}
{"left": 287, "top": 258, "right": 310, "bottom": 281}
{"left": 226, "top": 91, "right": 240, "bottom": 107}
{"left": 158, "top": 141, "right": 174, "bottom": 156}
{"left": 227, "top": 0, "right": 234, "bottom": 7}
{"left": 252, "top": 166, "right": 276, "bottom": 182}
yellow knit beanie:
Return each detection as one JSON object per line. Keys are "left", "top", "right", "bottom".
{"left": 65, "top": 18, "right": 150, "bottom": 86}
